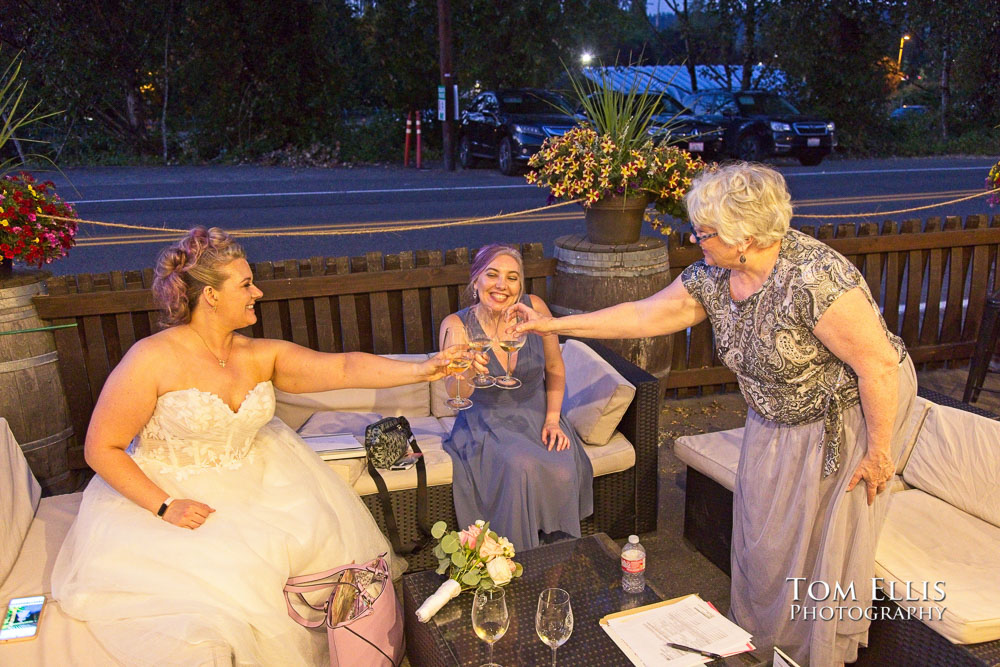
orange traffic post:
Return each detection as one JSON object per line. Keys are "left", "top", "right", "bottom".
{"left": 404, "top": 111, "right": 413, "bottom": 166}
{"left": 415, "top": 115, "right": 422, "bottom": 169}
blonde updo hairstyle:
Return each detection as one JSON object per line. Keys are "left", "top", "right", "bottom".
{"left": 466, "top": 244, "right": 525, "bottom": 305}
{"left": 685, "top": 162, "right": 792, "bottom": 249}
{"left": 152, "top": 227, "right": 246, "bottom": 327}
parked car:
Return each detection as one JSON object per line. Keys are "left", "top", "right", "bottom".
{"left": 576, "top": 92, "right": 725, "bottom": 158}
{"left": 684, "top": 89, "right": 837, "bottom": 166}
{"left": 642, "top": 93, "right": 725, "bottom": 158}
{"left": 889, "top": 105, "right": 929, "bottom": 121}
{"left": 458, "top": 89, "right": 578, "bottom": 175}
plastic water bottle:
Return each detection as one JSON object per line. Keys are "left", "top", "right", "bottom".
{"left": 621, "top": 534, "right": 646, "bottom": 593}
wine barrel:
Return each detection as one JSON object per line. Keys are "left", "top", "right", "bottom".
{"left": 0, "top": 271, "right": 76, "bottom": 495}
{"left": 551, "top": 234, "right": 673, "bottom": 379}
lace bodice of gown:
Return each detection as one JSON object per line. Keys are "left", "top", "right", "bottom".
{"left": 130, "top": 381, "right": 274, "bottom": 474}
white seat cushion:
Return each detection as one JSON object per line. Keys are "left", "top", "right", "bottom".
{"left": 561, "top": 340, "right": 636, "bottom": 446}
{"left": 903, "top": 402, "right": 1000, "bottom": 528}
{"left": 584, "top": 431, "right": 635, "bottom": 477}
{"left": 875, "top": 489, "right": 1000, "bottom": 644}
{"left": 0, "top": 493, "right": 122, "bottom": 666}
{"left": 674, "top": 427, "right": 744, "bottom": 491}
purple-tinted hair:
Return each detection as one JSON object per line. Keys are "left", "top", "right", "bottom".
{"left": 466, "top": 244, "right": 525, "bottom": 302}
{"left": 151, "top": 227, "right": 246, "bottom": 327}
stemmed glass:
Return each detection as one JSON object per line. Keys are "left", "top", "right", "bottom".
{"left": 463, "top": 307, "right": 496, "bottom": 389}
{"left": 472, "top": 586, "right": 509, "bottom": 667}
{"left": 495, "top": 307, "right": 525, "bottom": 390}
{"left": 443, "top": 326, "right": 474, "bottom": 410}
{"left": 535, "top": 588, "right": 573, "bottom": 666}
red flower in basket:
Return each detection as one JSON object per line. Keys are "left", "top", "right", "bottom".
{"left": 0, "top": 172, "right": 79, "bottom": 267}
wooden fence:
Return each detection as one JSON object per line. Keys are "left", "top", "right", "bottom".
{"left": 30, "top": 215, "right": 1000, "bottom": 472}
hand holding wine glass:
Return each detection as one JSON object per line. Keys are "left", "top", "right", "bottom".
{"left": 463, "top": 307, "right": 496, "bottom": 389}
{"left": 496, "top": 307, "right": 526, "bottom": 390}
{"left": 536, "top": 588, "right": 573, "bottom": 666}
{"left": 472, "top": 587, "right": 509, "bottom": 667}
{"left": 443, "top": 326, "right": 474, "bottom": 410}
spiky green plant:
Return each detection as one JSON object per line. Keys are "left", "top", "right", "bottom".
{"left": 0, "top": 50, "right": 62, "bottom": 175}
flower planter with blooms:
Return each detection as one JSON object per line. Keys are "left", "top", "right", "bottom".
{"left": 526, "top": 126, "right": 707, "bottom": 242}
{"left": 0, "top": 172, "right": 78, "bottom": 275}
{"left": 415, "top": 520, "right": 523, "bottom": 623}
{"left": 987, "top": 159, "right": 1000, "bottom": 208}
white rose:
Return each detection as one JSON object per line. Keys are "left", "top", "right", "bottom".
{"left": 486, "top": 557, "right": 513, "bottom": 585}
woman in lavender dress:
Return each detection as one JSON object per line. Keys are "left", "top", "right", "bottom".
{"left": 441, "top": 244, "right": 593, "bottom": 552}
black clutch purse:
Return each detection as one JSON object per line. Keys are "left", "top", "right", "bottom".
{"left": 363, "top": 416, "right": 430, "bottom": 555}
{"left": 364, "top": 416, "right": 413, "bottom": 469}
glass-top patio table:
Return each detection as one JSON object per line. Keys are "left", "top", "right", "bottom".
{"left": 402, "top": 533, "right": 764, "bottom": 666}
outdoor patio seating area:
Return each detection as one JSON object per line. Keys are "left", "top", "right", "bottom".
{"left": 3, "top": 217, "right": 1000, "bottom": 665}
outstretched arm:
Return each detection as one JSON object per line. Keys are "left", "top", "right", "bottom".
{"left": 511, "top": 274, "right": 707, "bottom": 340}
{"left": 263, "top": 339, "right": 463, "bottom": 394}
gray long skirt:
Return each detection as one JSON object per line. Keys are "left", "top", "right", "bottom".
{"left": 729, "top": 356, "right": 917, "bottom": 666}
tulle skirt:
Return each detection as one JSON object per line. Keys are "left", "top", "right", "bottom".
{"left": 52, "top": 418, "right": 399, "bottom": 666}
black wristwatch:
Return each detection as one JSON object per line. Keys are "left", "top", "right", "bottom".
{"left": 156, "top": 496, "right": 175, "bottom": 518}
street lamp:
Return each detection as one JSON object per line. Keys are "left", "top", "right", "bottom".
{"left": 580, "top": 52, "right": 594, "bottom": 66}
{"left": 897, "top": 34, "right": 910, "bottom": 69}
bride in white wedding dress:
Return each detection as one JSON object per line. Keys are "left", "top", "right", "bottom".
{"left": 51, "top": 227, "right": 463, "bottom": 666}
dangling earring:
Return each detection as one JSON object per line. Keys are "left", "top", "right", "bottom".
{"left": 739, "top": 254, "right": 746, "bottom": 264}
{"left": 472, "top": 289, "right": 479, "bottom": 303}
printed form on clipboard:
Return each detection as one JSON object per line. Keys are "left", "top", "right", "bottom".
{"left": 299, "top": 433, "right": 367, "bottom": 461}
{"left": 600, "top": 594, "right": 755, "bottom": 666}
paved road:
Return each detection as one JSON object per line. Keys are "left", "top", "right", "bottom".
{"left": 37, "top": 155, "right": 998, "bottom": 276}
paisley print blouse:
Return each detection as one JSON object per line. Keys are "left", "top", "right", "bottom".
{"left": 681, "top": 229, "right": 907, "bottom": 476}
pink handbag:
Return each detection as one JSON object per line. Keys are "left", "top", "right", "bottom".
{"left": 284, "top": 554, "right": 404, "bottom": 667}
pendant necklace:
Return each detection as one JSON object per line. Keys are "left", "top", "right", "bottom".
{"left": 191, "top": 327, "right": 233, "bottom": 368}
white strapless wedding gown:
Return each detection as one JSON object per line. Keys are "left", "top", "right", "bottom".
{"left": 52, "top": 381, "right": 398, "bottom": 666}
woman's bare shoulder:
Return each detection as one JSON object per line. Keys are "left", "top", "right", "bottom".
{"left": 527, "top": 293, "right": 552, "bottom": 314}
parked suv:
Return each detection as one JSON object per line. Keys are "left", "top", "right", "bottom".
{"left": 642, "top": 93, "right": 725, "bottom": 158}
{"left": 684, "top": 90, "right": 836, "bottom": 166}
{"left": 458, "top": 89, "right": 578, "bottom": 175}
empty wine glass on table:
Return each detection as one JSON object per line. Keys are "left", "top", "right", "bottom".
{"left": 463, "top": 307, "right": 496, "bottom": 389}
{"left": 495, "top": 307, "right": 526, "bottom": 389}
{"left": 472, "top": 587, "right": 509, "bottom": 667}
{"left": 536, "top": 588, "right": 573, "bottom": 666}
{"left": 443, "top": 326, "right": 474, "bottom": 410}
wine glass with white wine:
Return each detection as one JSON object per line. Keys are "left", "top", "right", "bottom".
{"left": 443, "top": 326, "right": 474, "bottom": 410}
{"left": 536, "top": 588, "right": 573, "bottom": 666}
{"left": 495, "top": 307, "right": 525, "bottom": 389}
{"left": 472, "top": 586, "right": 509, "bottom": 667}
{"left": 463, "top": 307, "right": 496, "bottom": 389}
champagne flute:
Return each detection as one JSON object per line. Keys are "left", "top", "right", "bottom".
{"left": 443, "top": 327, "right": 473, "bottom": 410}
{"left": 463, "top": 307, "right": 496, "bottom": 389}
{"left": 495, "top": 308, "right": 525, "bottom": 390}
{"left": 535, "top": 588, "right": 573, "bottom": 666}
{"left": 472, "top": 587, "right": 509, "bottom": 667}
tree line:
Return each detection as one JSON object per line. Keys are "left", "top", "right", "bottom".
{"left": 1, "top": 0, "right": 997, "bottom": 165}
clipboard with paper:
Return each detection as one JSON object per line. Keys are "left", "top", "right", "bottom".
{"left": 599, "top": 594, "right": 755, "bottom": 666}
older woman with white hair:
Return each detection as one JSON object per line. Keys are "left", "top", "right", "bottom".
{"left": 512, "top": 162, "right": 916, "bottom": 666}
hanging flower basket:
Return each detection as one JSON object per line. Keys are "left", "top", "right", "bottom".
{"left": 0, "top": 172, "right": 79, "bottom": 269}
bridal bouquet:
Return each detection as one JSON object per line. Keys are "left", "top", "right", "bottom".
{"left": 415, "top": 520, "right": 523, "bottom": 623}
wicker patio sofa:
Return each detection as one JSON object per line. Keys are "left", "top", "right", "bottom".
{"left": 673, "top": 388, "right": 1000, "bottom": 666}
{"left": 275, "top": 338, "right": 659, "bottom": 571}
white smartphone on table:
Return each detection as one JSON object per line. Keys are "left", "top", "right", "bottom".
{"left": 0, "top": 594, "right": 45, "bottom": 643}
